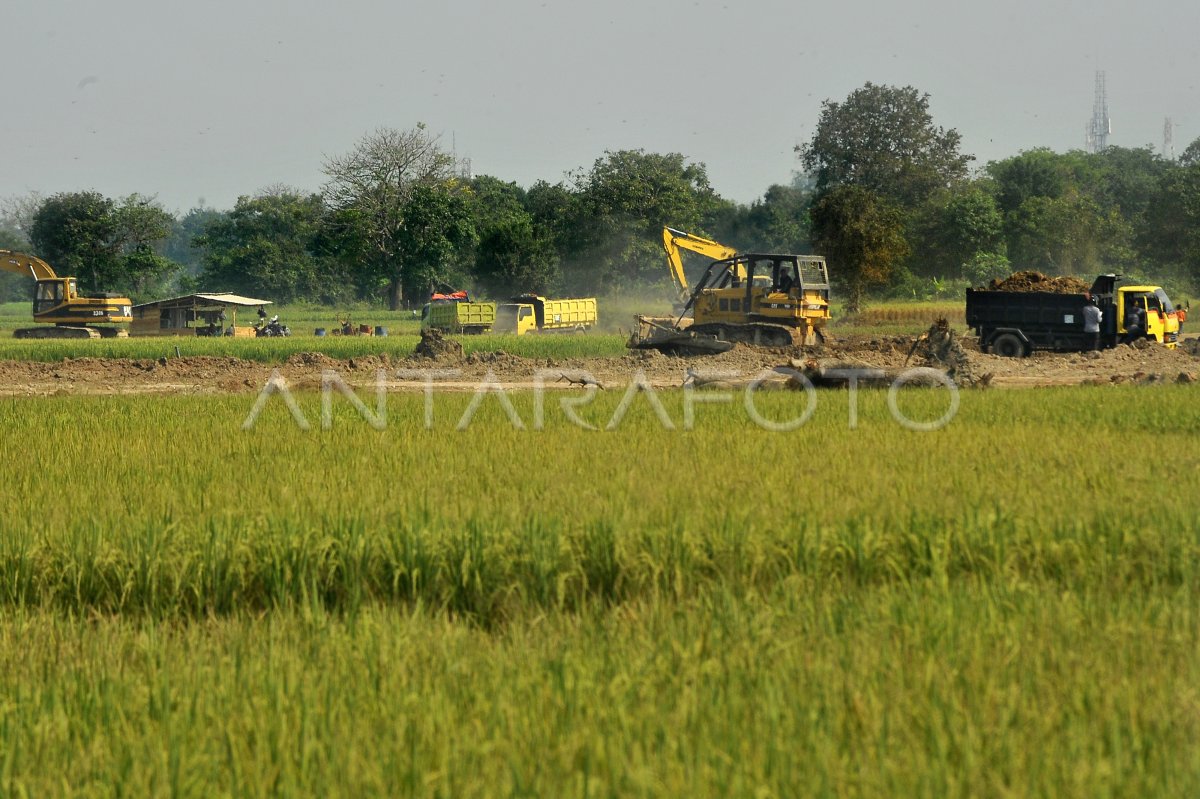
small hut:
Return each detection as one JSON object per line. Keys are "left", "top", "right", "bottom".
{"left": 131, "top": 293, "right": 273, "bottom": 337}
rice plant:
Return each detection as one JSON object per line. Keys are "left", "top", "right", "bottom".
{"left": 0, "top": 385, "right": 1196, "bottom": 796}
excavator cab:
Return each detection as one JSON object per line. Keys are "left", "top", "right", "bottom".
{"left": 34, "top": 279, "right": 67, "bottom": 315}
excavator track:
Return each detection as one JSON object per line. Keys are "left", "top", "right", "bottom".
{"left": 13, "top": 326, "right": 128, "bottom": 340}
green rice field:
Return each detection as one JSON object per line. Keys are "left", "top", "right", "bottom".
{"left": 1, "top": 385, "right": 1198, "bottom": 796}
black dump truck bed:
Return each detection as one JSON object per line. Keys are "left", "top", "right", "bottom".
{"left": 966, "top": 275, "right": 1116, "bottom": 356}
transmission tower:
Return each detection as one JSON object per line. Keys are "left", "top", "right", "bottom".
{"left": 450, "top": 131, "right": 473, "bottom": 180}
{"left": 1086, "top": 71, "right": 1111, "bottom": 153}
{"left": 1163, "top": 117, "right": 1175, "bottom": 160}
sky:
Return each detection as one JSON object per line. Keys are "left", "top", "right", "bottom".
{"left": 4, "top": 0, "right": 1197, "bottom": 214}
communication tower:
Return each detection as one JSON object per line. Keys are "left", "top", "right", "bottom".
{"left": 1162, "top": 117, "right": 1183, "bottom": 160}
{"left": 1085, "top": 71, "right": 1111, "bottom": 153}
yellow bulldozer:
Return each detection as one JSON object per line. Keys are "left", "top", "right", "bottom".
{"left": 632, "top": 227, "right": 831, "bottom": 352}
{"left": 0, "top": 250, "right": 132, "bottom": 338}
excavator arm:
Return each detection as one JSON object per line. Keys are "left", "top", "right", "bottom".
{"left": 0, "top": 250, "right": 58, "bottom": 281}
{"left": 662, "top": 227, "right": 739, "bottom": 303}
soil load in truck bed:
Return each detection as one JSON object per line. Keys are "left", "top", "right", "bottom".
{"left": 986, "top": 271, "right": 1091, "bottom": 294}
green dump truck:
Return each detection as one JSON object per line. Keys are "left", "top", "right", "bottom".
{"left": 420, "top": 299, "right": 496, "bottom": 334}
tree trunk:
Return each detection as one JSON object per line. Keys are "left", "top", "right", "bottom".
{"left": 388, "top": 277, "right": 403, "bottom": 311}
{"left": 845, "top": 282, "right": 864, "bottom": 314}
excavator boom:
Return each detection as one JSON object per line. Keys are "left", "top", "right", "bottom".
{"left": 662, "top": 227, "right": 739, "bottom": 303}
{"left": 0, "top": 250, "right": 57, "bottom": 281}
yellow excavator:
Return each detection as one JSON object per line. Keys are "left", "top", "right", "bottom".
{"left": 0, "top": 250, "right": 132, "bottom": 338}
{"left": 636, "top": 227, "right": 831, "bottom": 351}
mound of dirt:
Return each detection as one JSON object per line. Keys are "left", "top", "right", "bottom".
{"left": 987, "top": 271, "right": 1091, "bottom": 294}
{"left": 463, "top": 350, "right": 531, "bottom": 370}
{"left": 413, "top": 329, "right": 463, "bottom": 360}
{"left": 286, "top": 351, "right": 341, "bottom": 369}
{"left": 906, "top": 319, "right": 980, "bottom": 385}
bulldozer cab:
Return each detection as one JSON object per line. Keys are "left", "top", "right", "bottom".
{"left": 687, "top": 254, "right": 830, "bottom": 328}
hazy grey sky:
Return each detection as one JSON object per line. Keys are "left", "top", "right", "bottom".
{"left": 5, "top": 0, "right": 1197, "bottom": 213}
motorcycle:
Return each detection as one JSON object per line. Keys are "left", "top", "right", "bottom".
{"left": 255, "top": 315, "right": 291, "bottom": 338}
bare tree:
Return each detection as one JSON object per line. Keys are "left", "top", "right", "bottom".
{"left": 322, "top": 124, "right": 460, "bottom": 308}
{"left": 0, "top": 192, "right": 44, "bottom": 244}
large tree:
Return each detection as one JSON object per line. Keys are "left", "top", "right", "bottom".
{"left": 29, "top": 191, "right": 119, "bottom": 290}
{"left": 987, "top": 148, "right": 1074, "bottom": 214}
{"left": 29, "top": 191, "right": 179, "bottom": 297}
{"left": 388, "top": 184, "right": 476, "bottom": 299}
{"left": 986, "top": 150, "right": 1137, "bottom": 276}
{"left": 909, "top": 184, "right": 1005, "bottom": 278}
{"left": 322, "top": 125, "right": 466, "bottom": 308}
{"left": 110, "top": 195, "right": 178, "bottom": 297}
{"left": 1137, "top": 163, "right": 1200, "bottom": 282}
{"left": 558, "top": 149, "right": 722, "bottom": 292}
{"left": 710, "top": 178, "right": 815, "bottom": 254}
{"left": 468, "top": 176, "right": 560, "bottom": 296}
{"left": 797, "top": 83, "right": 973, "bottom": 209}
{"left": 810, "top": 185, "right": 910, "bottom": 313}
{"left": 196, "top": 190, "right": 342, "bottom": 303}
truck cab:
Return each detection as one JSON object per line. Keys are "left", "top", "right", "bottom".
{"left": 1117, "top": 286, "right": 1184, "bottom": 347}
{"left": 496, "top": 302, "right": 538, "bottom": 335}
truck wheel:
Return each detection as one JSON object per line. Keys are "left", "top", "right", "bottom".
{"left": 991, "top": 333, "right": 1025, "bottom": 358}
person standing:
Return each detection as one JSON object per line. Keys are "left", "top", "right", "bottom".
{"left": 1082, "top": 296, "right": 1103, "bottom": 351}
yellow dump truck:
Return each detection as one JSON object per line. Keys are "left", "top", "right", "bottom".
{"left": 495, "top": 295, "right": 598, "bottom": 335}
{"left": 420, "top": 299, "right": 496, "bottom": 334}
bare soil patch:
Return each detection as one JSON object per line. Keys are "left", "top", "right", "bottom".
{"left": 0, "top": 333, "right": 1196, "bottom": 397}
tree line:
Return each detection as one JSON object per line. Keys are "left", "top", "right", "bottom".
{"left": 3, "top": 89, "right": 1199, "bottom": 311}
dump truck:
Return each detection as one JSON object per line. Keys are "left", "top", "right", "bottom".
{"left": 966, "top": 274, "right": 1185, "bottom": 356}
{"left": 420, "top": 297, "right": 496, "bottom": 334}
{"left": 495, "top": 295, "right": 597, "bottom": 335}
